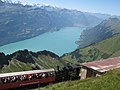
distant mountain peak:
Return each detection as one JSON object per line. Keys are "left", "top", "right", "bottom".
{"left": 108, "top": 17, "right": 120, "bottom": 22}
{"left": 100, "top": 17, "right": 120, "bottom": 26}
{"left": 35, "top": 3, "right": 55, "bottom": 7}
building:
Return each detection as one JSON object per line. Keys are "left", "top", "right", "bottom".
{"left": 80, "top": 57, "right": 120, "bottom": 79}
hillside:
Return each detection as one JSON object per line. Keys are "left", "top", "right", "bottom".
{"left": 39, "top": 68, "right": 120, "bottom": 90}
{"left": 77, "top": 18, "right": 120, "bottom": 48}
{"left": 0, "top": 0, "right": 104, "bottom": 46}
{"left": 62, "top": 33, "right": 120, "bottom": 64}
{"left": 61, "top": 18, "right": 120, "bottom": 64}
{"left": 0, "top": 49, "right": 65, "bottom": 73}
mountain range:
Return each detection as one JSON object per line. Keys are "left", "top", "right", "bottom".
{"left": 0, "top": 0, "right": 111, "bottom": 46}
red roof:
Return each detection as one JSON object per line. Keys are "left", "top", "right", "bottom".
{"left": 81, "top": 57, "right": 120, "bottom": 72}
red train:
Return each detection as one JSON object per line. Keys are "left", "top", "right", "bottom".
{"left": 0, "top": 65, "right": 80, "bottom": 90}
{"left": 0, "top": 69, "right": 55, "bottom": 90}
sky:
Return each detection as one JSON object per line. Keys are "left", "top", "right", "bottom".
{"left": 11, "top": 0, "right": 120, "bottom": 16}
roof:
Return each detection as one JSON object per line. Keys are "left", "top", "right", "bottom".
{"left": 81, "top": 57, "right": 120, "bottom": 73}
{"left": 0, "top": 68, "right": 55, "bottom": 78}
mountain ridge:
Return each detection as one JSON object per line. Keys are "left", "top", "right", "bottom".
{"left": 0, "top": 49, "right": 65, "bottom": 73}
{"left": 0, "top": 0, "right": 110, "bottom": 46}
{"left": 76, "top": 17, "right": 120, "bottom": 48}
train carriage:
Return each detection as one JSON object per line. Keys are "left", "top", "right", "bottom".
{"left": 0, "top": 69, "right": 55, "bottom": 90}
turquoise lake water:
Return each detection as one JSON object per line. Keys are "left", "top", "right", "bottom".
{"left": 0, "top": 27, "right": 84, "bottom": 56}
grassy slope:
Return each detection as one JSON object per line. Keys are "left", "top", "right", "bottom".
{"left": 1, "top": 59, "right": 32, "bottom": 73}
{"left": 39, "top": 68, "right": 120, "bottom": 90}
{"left": 0, "top": 58, "right": 64, "bottom": 73}
{"left": 62, "top": 34, "right": 120, "bottom": 63}
{"left": 0, "top": 50, "right": 65, "bottom": 73}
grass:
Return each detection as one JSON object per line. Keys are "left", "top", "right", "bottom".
{"left": 61, "top": 55, "right": 79, "bottom": 64}
{"left": 36, "top": 55, "right": 64, "bottom": 70}
{"left": 0, "top": 54, "right": 65, "bottom": 73}
{"left": 94, "top": 34, "right": 120, "bottom": 55}
{"left": 39, "top": 68, "right": 120, "bottom": 90}
{"left": 0, "top": 59, "right": 32, "bottom": 73}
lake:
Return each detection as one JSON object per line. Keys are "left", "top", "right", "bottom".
{"left": 0, "top": 27, "right": 84, "bottom": 56}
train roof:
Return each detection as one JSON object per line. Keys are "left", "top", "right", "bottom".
{"left": 0, "top": 68, "right": 55, "bottom": 78}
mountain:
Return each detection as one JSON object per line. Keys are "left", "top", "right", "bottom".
{"left": 62, "top": 33, "right": 120, "bottom": 64}
{"left": 0, "top": 2, "right": 72, "bottom": 46}
{"left": 89, "top": 13, "right": 111, "bottom": 19}
{"left": 76, "top": 18, "right": 120, "bottom": 48}
{"left": 39, "top": 68, "right": 120, "bottom": 90}
{"left": 0, "top": 49, "right": 65, "bottom": 73}
{"left": 0, "top": 0, "right": 107, "bottom": 46}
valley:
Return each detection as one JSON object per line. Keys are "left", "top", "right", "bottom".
{"left": 0, "top": 0, "right": 107, "bottom": 46}
{"left": 0, "top": 27, "right": 84, "bottom": 56}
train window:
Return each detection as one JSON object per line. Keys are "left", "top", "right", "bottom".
{"left": 1, "top": 77, "right": 10, "bottom": 84}
{"left": 24, "top": 75, "right": 28, "bottom": 80}
{"left": 20, "top": 75, "right": 23, "bottom": 81}
{"left": 38, "top": 73, "right": 43, "bottom": 78}
{"left": 19, "top": 75, "right": 27, "bottom": 81}
{"left": 36, "top": 73, "right": 39, "bottom": 79}
{"left": 27, "top": 74, "right": 32, "bottom": 80}
{"left": 11, "top": 76, "right": 17, "bottom": 82}
{"left": 42, "top": 73, "right": 46, "bottom": 78}
{"left": 41, "top": 73, "right": 48, "bottom": 78}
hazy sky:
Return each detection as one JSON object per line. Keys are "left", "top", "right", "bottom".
{"left": 11, "top": 0, "right": 120, "bottom": 15}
